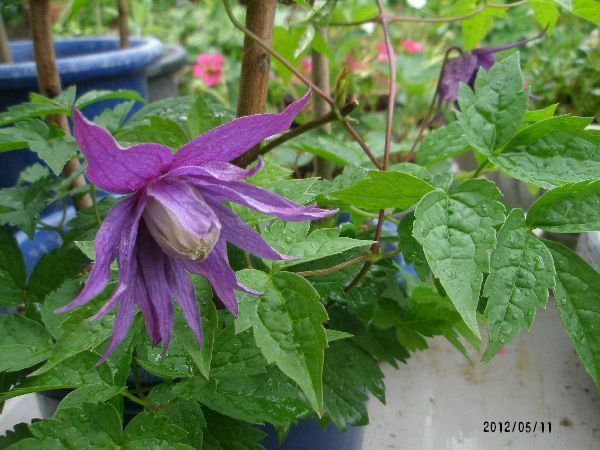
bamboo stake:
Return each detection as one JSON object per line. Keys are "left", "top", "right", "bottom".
{"left": 29, "top": 0, "right": 91, "bottom": 210}
{"left": 118, "top": 0, "right": 130, "bottom": 48}
{"left": 0, "top": 12, "right": 12, "bottom": 63}
{"left": 233, "top": 0, "right": 277, "bottom": 167}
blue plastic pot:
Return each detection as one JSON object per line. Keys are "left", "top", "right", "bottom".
{"left": 0, "top": 36, "right": 163, "bottom": 187}
{"left": 259, "top": 420, "right": 364, "bottom": 450}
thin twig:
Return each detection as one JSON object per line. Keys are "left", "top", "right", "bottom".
{"left": 257, "top": 100, "right": 358, "bottom": 160}
{"left": 297, "top": 255, "right": 366, "bottom": 277}
{"left": 90, "top": 184, "right": 102, "bottom": 227}
{"left": 330, "top": 1, "right": 528, "bottom": 26}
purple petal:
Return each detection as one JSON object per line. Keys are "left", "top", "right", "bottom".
{"left": 166, "top": 259, "right": 203, "bottom": 346}
{"left": 191, "top": 177, "right": 335, "bottom": 221}
{"left": 55, "top": 193, "right": 144, "bottom": 313}
{"left": 72, "top": 108, "right": 173, "bottom": 194}
{"left": 134, "top": 269, "right": 161, "bottom": 346}
{"left": 165, "top": 157, "right": 264, "bottom": 182}
{"left": 98, "top": 291, "right": 136, "bottom": 363}
{"left": 170, "top": 91, "right": 310, "bottom": 167}
{"left": 136, "top": 224, "right": 174, "bottom": 353}
{"left": 207, "top": 199, "right": 295, "bottom": 261}
{"left": 185, "top": 239, "right": 258, "bottom": 315}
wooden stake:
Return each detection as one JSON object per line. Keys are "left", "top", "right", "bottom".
{"left": 0, "top": 12, "right": 13, "bottom": 63}
{"left": 233, "top": 0, "right": 277, "bottom": 167}
{"left": 118, "top": 0, "right": 130, "bottom": 49}
{"left": 29, "top": 0, "right": 91, "bottom": 210}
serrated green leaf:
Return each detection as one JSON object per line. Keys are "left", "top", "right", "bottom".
{"left": 261, "top": 220, "right": 371, "bottom": 269}
{"left": 174, "top": 366, "right": 310, "bottom": 427}
{"left": 531, "top": 0, "right": 560, "bottom": 33}
{"left": 235, "top": 270, "right": 327, "bottom": 414}
{"left": 1, "top": 351, "right": 114, "bottom": 402}
{"left": 201, "top": 409, "right": 266, "bottom": 450}
{"left": 0, "top": 228, "right": 26, "bottom": 306}
{"left": 0, "top": 423, "right": 33, "bottom": 448}
{"left": 123, "top": 411, "right": 193, "bottom": 449}
{"left": 397, "top": 213, "right": 430, "bottom": 279}
{"left": 489, "top": 115, "right": 598, "bottom": 189}
{"left": 482, "top": 209, "right": 556, "bottom": 361}
{"left": 136, "top": 337, "right": 196, "bottom": 380}
{"left": 127, "top": 96, "right": 196, "bottom": 128}
{"left": 416, "top": 121, "right": 469, "bottom": 166}
{"left": 323, "top": 340, "right": 384, "bottom": 431}
{"left": 413, "top": 179, "right": 506, "bottom": 337}
{"left": 117, "top": 116, "right": 189, "bottom": 149}
{"left": 187, "top": 95, "right": 234, "bottom": 138}
{"left": 526, "top": 180, "right": 600, "bottom": 232}
{"left": 572, "top": 0, "right": 600, "bottom": 25}
{"left": 325, "top": 329, "right": 353, "bottom": 342}
{"left": 0, "top": 315, "right": 53, "bottom": 372}
{"left": 461, "top": 6, "right": 507, "bottom": 49}
{"left": 57, "top": 384, "right": 123, "bottom": 410}
{"left": 287, "top": 133, "right": 369, "bottom": 167}
{"left": 210, "top": 326, "right": 266, "bottom": 379}
{"left": 75, "top": 89, "right": 145, "bottom": 109}
{"left": 457, "top": 53, "right": 528, "bottom": 155}
{"left": 328, "top": 171, "right": 434, "bottom": 210}
{"left": 27, "top": 244, "right": 87, "bottom": 300}
{"left": 523, "top": 104, "right": 558, "bottom": 122}
{"left": 544, "top": 240, "right": 600, "bottom": 391}
{"left": 0, "top": 103, "right": 68, "bottom": 127}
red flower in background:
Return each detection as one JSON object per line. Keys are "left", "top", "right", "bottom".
{"left": 193, "top": 53, "right": 224, "bottom": 86}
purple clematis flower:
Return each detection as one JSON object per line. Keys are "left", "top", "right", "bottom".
{"left": 57, "top": 91, "right": 334, "bottom": 360}
{"left": 436, "top": 30, "right": 545, "bottom": 116}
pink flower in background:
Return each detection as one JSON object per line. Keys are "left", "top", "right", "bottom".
{"left": 344, "top": 54, "right": 362, "bottom": 71}
{"left": 193, "top": 53, "right": 224, "bottom": 86}
{"left": 300, "top": 57, "right": 313, "bottom": 74}
{"left": 401, "top": 39, "right": 423, "bottom": 54}
{"left": 376, "top": 42, "right": 389, "bottom": 62}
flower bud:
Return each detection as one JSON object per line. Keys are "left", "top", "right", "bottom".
{"left": 143, "top": 195, "right": 221, "bottom": 261}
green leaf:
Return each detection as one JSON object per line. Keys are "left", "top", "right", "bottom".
{"left": 323, "top": 340, "right": 385, "bottom": 431}
{"left": 416, "top": 121, "right": 470, "bottom": 166}
{"left": 17, "top": 402, "right": 123, "bottom": 449}
{"left": 127, "top": 96, "right": 196, "bottom": 128}
{"left": 461, "top": 6, "right": 507, "bottom": 49}
{"left": 489, "top": 115, "right": 598, "bottom": 189}
{"left": 58, "top": 384, "right": 123, "bottom": 410}
{"left": 41, "top": 279, "right": 82, "bottom": 338}
{"left": 261, "top": 220, "right": 371, "bottom": 269}
{"left": 27, "top": 243, "right": 87, "bottom": 300}
{"left": 201, "top": 409, "right": 266, "bottom": 450}
{"left": 0, "top": 315, "right": 53, "bottom": 372}
{"left": 523, "top": 104, "right": 558, "bottom": 122}
{"left": 117, "top": 116, "right": 189, "bottom": 149}
{"left": 235, "top": 270, "right": 328, "bottom": 414}
{"left": 136, "top": 336, "right": 196, "bottom": 380}
{"left": 413, "top": 179, "right": 506, "bottom": 337}
{"left": 0, "top": 423, "right": 33, "bottom": 448}
{"left": 31, "top": 303, "right": 115, "bottom": 376}
{"left": 396, "top": 213, "right": 430, "bottom": 279}
{"left": 1, "top": 351, "right": 114, "bottom": 402}
{"left": 325, "top": 329, "right": 353, "bottom": 342}
{"left": 209, "top": 326, "right": 266, "bottom": 380}
{"left": 328, "top": 171, "right": 434, "bottom": 210}
{"left": 0, "top": 103, "right": 68, "bottom": 127}
{"left": 0, "top": 228, "right": 26, "bottom": 306}
{"left": 456, "top": 53, "right": 528, "bottom": 155}
{"left": 544, "top": 240, "right": 600, "bottom": 391}
{"left": 287, "top": 133, "right": 369, "bottom": 167}
{"left": 174, "top": 366, "right": 310, "bottom": 426}
{"left": 526, "top": 180, "right": 600, "bottom": 232}
{"left": 482, "top": 209, "right": 556, "bottom": 361}
{"left": 531, "top": 0, "right": 560, "bottom": 33}
{"left": 123, "top": 411, "right": 193, "bottom": 449}
{"left": 75, "top": 89, "right": 145, "bottom": 109}
{"left": 187, "top": 95, "right": 233, "bottom": 137}
{"left": 572, "top": 0, "right": 600, "bottom": 25}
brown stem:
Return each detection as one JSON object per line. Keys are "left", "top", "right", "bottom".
{"left": 311, "top": 28, "right": 333, "bottom": 179}
{"left": 222, "top": 0, "right": 380, "bottom": 168}
{"left": 29, "top": 0, "right": 91, "bottom": 210}
{"left": 118, "top": 0, "right": 130, "bottom": 49}
{"left": 0, "top": 12, "right": 13, "bottom": 63}
{"left": 256, "top": 100, "right": 358, "bottom": 162}
{"left": 232, "top": 0, "right": 277, "bottom": 167}
{"left": 297, "top": 255, "right": 366, "bottom": 277}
